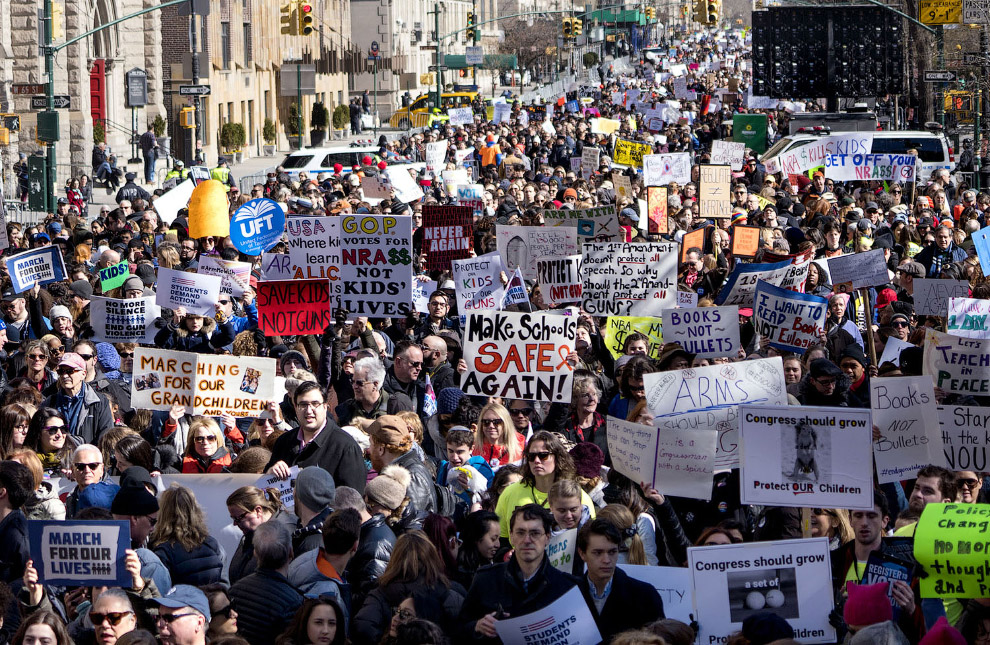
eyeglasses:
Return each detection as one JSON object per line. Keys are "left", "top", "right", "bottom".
{"left": 27, "top": 354, "right": 48, "bottom": 361}
{"left": 57, "top": 368, "right": 79, "bottom": 376}
{"left": 118, "top": 351, "right": 133, "bottom": 358}
{"left": 892, "top": 321, "right": 909, "bottom": 328}
{"left": 811, "top": 508, "right": 835, "bottom": 516}
{"left": 351, "top": 380, "right": 368, "bottom": 388}
{"left": 213, "top": 604, "right": 234, "bottom": 618}
{"left": 194, "top": 435, "right": 217, "bottom": 443}
{"left": 577, "top": 392, "right": 598, "bottom": 402}
{"left": 44, "top": 424, "right": 65, "bottom": 436}
{"left": 957, "top": 477, "right": 981, "bottom": 489}
{"left": 295, "top": 400, "right": 325, "bottom": 409}
{"left": 77, "top": 354, "right": 95, "bottom": 361}
{"left": 510, "top": 407, "right": 534, "bottom": 416}
{"left": 231, "top": 509, "right": 251, "bottom": 525}
{"left": 157, "top": 613, "right": 198, "bottom": 625}
{"left": 482, "top": 418, "right": 503, "bottom": 427}
{"left": 527, "top": 451, "right": 552, "bottom": 462}
{"left": 815, "top": 378, "right": 837, "bottom": 387}
{"left": 13, "top": 424, "right": 28, "bottom": 435}
{"left": 218, "top": 300, "right": 231, "bottom": 305}
{"left": 393, "top": 608, "right": 415, "bottom": 622}
{"left": 401, "top": 358, "right": 423, "bottom": 368}
{"left": 75, "top": 462, "right": 101, "bottom": 471}
{"left": 91, "top": 611, "right": 133, "bottom": 626}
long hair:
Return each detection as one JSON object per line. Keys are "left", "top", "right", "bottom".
{"left": 150, "top": 485, "right": 211, "bottom": 551}
{"left": 520, "top": 431, "right": 575, "bottom": 489}
{"left": 184, "top": 417, "right": 223, "bottom": 458}
{"left": 473, "top": 402, "right": 520, "bottom": 462}
{"left": 457, "top": 510, "right": 499, "bottom": 574}
{"left": 423, "top": 514, "right": 459, "bottom": 580}
{"left": 598, "top": 504, "right": 647, "bottom": 565}
{"left": 97, "top": 426, "right": 138, "bottom": 470}
{"left": 226, "top": 486, "right": 282, "bottom": 518}
{"left": 819, "top": 507, "right": 855, "bottom": 545}
{"left": 276, "top": 598, "right": 345, "bottom": 645}
{"left": 24, "top": 408, "right": 70, "bottom": 459}
{"left": 114, "top": 434, "right": 155, "bottom": 472}
{"left": 377, "top": 530, "right": 449, "bottom": 590}
{"left": 0, "top": 403, "right": 33, "bottom": 459}
{"left": 12, "top": 610, "right": 73, "bottom": 645}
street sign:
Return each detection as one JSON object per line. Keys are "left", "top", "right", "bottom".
{"left": 920, "top": 0, "right": 962, "bottom": 24}
{"left": 31, "top": 95, "right": 71, "bottom": 109}
{"left": 126, "top": 68, "right": 148, "bottom": 107}
{"left": 466, "top": 46, "right": 483, "bottom": 65}
{"left": 12, "top": 84, "right": 45, "bottom": 96}
{"left": 179, "top": 85, "right": 212, "bottom": 96}
{"left": 924, "top": 70, "right": 957, "bottom": 82}
{"left": 963, "top": 0, "right": 990, "bottom": 22}
{"left": 428, "top": 65, "right": 449, "bottom": 72}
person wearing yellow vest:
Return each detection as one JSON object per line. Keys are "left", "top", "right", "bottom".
{"left": 164, "top": 160, "right": 189, "bottom": 182}
{"left": 211, "top": 157, "right": 236, "bottom": 192}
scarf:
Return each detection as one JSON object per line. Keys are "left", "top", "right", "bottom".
{"left": 55, "top": 382, "right": 87, "bottom": 436}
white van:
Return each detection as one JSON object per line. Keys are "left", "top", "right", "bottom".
{"left": 762, "top": 129, "right": 952, "bottom": 182}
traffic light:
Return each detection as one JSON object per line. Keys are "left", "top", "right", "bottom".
{"left": 280, "top": 2, "right": 297, "bottom": 35}
{"left": 179, "top": 107, "right": 196, "bottom": 128}
{"left": 466, "top": 12, "right": 476, "bottom": 41}
{"left": 645, "top": 7, "right": 655, "bottom": 21}
{"left": 52, "top": 2, "right": 64, "bottom": 40}
{"left": 562, "top": 17, "right": 572, "bottom": 38}
{"left": 572, "top": 18, "right": 582, "bottom": 36}
{"left": 299, "top": 2, "right": 315, "bottom": 35}
{"left": 694, "top": 0, "right": 708, "bottom": 23}
{"left": 706, "top": 0, "right": 720, "bottom": 24}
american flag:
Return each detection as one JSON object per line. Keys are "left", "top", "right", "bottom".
{"left": 174, "top": 277, "right": 197, "bottom": 286}
{"left": 520, "top": 617, "right": 555, "bottom": 634}
{"left": 422, "top": 373, "right": 437, "bottom": 417}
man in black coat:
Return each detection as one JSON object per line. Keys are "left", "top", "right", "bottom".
{"left": 266, "top": 382, "right": 367, "bottom": 492}
{"left": 577, "top": 519, "right": 663, "bottom": 640}
{"left": 0, "top": 461, "right": 32, "bottom": 584}
{"left": 459, "top": 504, "right": 580, "bottom": 642}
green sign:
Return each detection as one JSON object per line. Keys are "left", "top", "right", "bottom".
{"left": 732, "top": 114, "right": 768, "bottom": 155}
{"left": 914, "top": 503, "right": 990, "bottom": 598}
{"left": 98, "top": 260, "right": 130, "bottom": 292}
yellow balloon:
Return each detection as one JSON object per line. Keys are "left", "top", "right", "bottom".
{"left": 187, "top": 179, "right": 230, "bottom": 239}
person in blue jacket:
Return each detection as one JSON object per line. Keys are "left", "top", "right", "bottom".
{"left": 436, "top": 428, "right": 494, "bottom": 513}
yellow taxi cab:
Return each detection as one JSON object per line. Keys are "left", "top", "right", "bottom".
{"left": 389, "top": 91, "right": 478, "bottom": 129}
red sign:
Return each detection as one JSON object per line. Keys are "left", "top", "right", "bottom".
{"left": 257, "top": 279, "right": 332, "bottom": 336}
{"left": 12, "top": 84, "right": 45, "bottom": 95}
{"left": 422, "top": 205, "right": 474, "bottom": 271}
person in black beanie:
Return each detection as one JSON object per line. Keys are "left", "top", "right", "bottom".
{"left": 293, "top": 466, "right": 336, "bottom": 555}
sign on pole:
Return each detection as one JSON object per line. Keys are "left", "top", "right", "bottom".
{"left": 125, "top": 68, "right": 148, "bottom": 107}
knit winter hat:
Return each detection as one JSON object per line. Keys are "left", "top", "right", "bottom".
{"left": 365, "top": 464, "right": 411, "bottom": 511}
{"left": 295, "top": 466, "right": 336, "bottom": 513}
{"left": 437, "top": 387, "right": 465, "bottom": 416}
{"left": 844, "top": 581, "right": 892, "bottom": 628}
{"left": 110, "top": 481, "right": 159, "bottom": 516}
{"left": 95, "top": 342, "right": 122, "bottom": 380}
{"left": 569, "top": 442, "right": 604, "bottom": 479}
{"left": 918, "top": 616, "right": 966, "bottom": 645}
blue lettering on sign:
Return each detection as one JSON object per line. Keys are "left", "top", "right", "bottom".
{"left": 230, "top": 198, "right": 286, "bottom": 255}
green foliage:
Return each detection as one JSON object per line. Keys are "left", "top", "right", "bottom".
{"left": 220, "top": 122, "right": 246, "bottom": 151}
{"left": 152, "top": 114, "right": 167, "bottom": 137}
{"left": 332, "top": 104, "right": 349, "bottom": 130}
{"left": 263, "top": 118, "right": 277, "bottom": 144}
{"left": 311, "top": 102, "right": 329, "bottom": 131}
{"left": 288, "top": 103, "right": 302, "bottom": 136}
{"left": 93, "top": 121, "right": 105, "bottom": 144}
{"left": 583, "top": 52, "right": 599, "bottom": 68}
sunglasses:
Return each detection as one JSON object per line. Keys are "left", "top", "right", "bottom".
{"left": 77, "top": 354, "right": 95, "bottom": 361}
{"left": 75, "top": 462, "right": 101, "bottom": 471}
{"left": 118, "top": 351, "right": 133, "bottom": 358}
{"left": 510, "top": 407, "right": 534, "bottom": 416}
{"left": 45, "top": 424, "right": 66, "bottom": 435}
{"left": 957, "top": 478, "right": 981, "bottom": 489}
{"left": 527, "top": 451, "right": 552, "bottom": 462}
{"left": 811, "top": 508, "right": 834, "bottom": 516}
{"left": 482, "top": 419, "right": 503, "bottom": 426}
{"left": 27, "top": 354, "right": 48, "bottom": 360}
{"left": 213, "top": 604, "right": 234, "bottom": 618}
{"left": 194, "top": 435, "right": 217, "bottom": 443}
{"left": 157, "top": 613, "right": 197, "bottom": 624}
{"left": 91, "top": 611, "right": 133, "bottom": 626}
{"left": 56, "top": 368, "right": 79, "bottom": 376}
{"left": 892, "top": 321, "right": 909, "bottom": 328}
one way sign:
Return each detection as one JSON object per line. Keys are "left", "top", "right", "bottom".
{"left": 923, "top": 70, "right": 956, "bottom": 82}
{"left": 31, "top": 96, "right": 71, "bottom": 110}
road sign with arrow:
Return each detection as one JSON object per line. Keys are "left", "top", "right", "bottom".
{"left": 923, "top": 70, "right": 957, "bottom": 82}
{"left": 179, "top": 85, "right": 212, "bottom": 96}
{"left": 31, "top": 95, "right": 71, "bottom": 109}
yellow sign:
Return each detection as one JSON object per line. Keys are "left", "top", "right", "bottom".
{"left": 919, "top": 0, "right": 961, "bottom": 25}
{"left": 603, "top": 317, "right": 663, "bottom": 359}
{"left": 612, "top": 138, "right": 653, "bottom": 168}
{"left": 914, "top": 503, "right": 990, "bottom": 597}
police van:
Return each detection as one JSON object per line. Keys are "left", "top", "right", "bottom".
{"left": 761, "top": 128, "right": 952, "bottom": 182}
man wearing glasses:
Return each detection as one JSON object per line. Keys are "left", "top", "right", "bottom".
{"left": 796, "top": 358, "right": 851, "bottom": 407}
{"left": 153, "top": 585, "right": 212, "bottom": 645}
{"left": 43, "top": 352, "right": 113, "bottom": 444}
{"left": 179, "top": 240, "right": 199, "bottom": 270}
{"left": 383, "top": 341, "right": 427, "bottom": 419}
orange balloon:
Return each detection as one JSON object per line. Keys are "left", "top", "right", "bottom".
{"left": 187, "top": 179, "right": 231, "bottom": 239}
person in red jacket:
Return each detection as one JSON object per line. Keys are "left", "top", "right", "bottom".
{"left": 182, "top": 417, "right": 233, "bottom": 473}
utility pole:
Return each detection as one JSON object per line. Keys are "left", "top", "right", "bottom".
{"left": 937, "top": 26, "right": 945, "bottom": 127}
{"left": 297, "top": 62, "right": 303, "bottom": 149}
{"left": 431, "top": 2, "right": 442, "bottom": 110}
{"left": 190, "top": 2, "right": 201, "bottom": 164}
{"left": 43, "top": 0, "right": 55, "bottom": 214}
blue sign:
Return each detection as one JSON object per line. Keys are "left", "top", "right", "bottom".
{"left": 28, "top": 520, "right": 131, "bottom": 587}
{"left": 230, "top": 198, "right": 286, "bottom": 255}
{"left": 972, "top": 227, "right": 990, "bottom": 276}
{"left": 5, "top": 246, "right": 67, "bottom": 293}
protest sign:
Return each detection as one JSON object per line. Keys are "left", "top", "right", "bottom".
{"left": 229, "top": 198, "right": 285, "bottom": 255}
{"left": 132, "top": 347, "right": 276, "bottom": 417}
{"left": 973, "top": 227, "right": 990, "bottom": 275}
{"left": 699, "top": 165, "right": 732, "bottom": 219}
{"left": 339, "top": 214, "right": 413, "bottom": 317}
{"left": 716, "top": 259, "right": 810, "bottom": 307}
{"left": 613, "top": 138, "right": 653, "bottom": 167}
{"left": 644, "top": 357, "right": 788, "bottom": 471}
{"left": 581, "top": 146, "right": 600, "bottom": 177}
{"left": 362, "top": 175, "right": 393, "bottom": 199}
{"left": 823, "top": 153, "right": 916, "bottom": 182}
{"left": 870, "top": 376, "right": 944, "bottom": 483}
{"left": 590, "top": 117, "right": 620, "bottom": 134}
{"left": 546, "top": 529, "right": 577, "bottom": 572}
{"left": 827, "top": 249, "right": 887, "bottom": 289}
{"left": 753, "top": 281, "right": 828, "bottom": 353}
{"left": 197, "top": 256, "right": 251, "bottom": 298}
{"left": 283, "top": 216, "right": 341, "bottom": 283}
{"left": 542, "top": 205, "right": 620, "bottom": 241}
{"left": 860, "top": 552, "right": 915, "bottom": 619}
{"left": 643, "top": 153, "right": 692, "bottom": 185}
{"left": 412, "top": 278, "right": 435, "bottom": 314}
{"left": 609, "top": 416, "right": 717, "bottom": 499}
{"left": 938, "top": 405, "right": 990, "bottom": 471}
{"left": 913, "top": 279, "right": 969, "bottom": 316}
{"left": 879, "top": 337, "right": 913, "bottom": 367}
{"left": 647, "top": 186, "right": 668, "bottom": 235}
{"left": 156, "top": 267, "right": 221, "bottom": 316}
{"left": 98, "top": 260, "right": 130, "bottom": 292}
{"left": 6, "top": 246, "right": 67, "bottom": 293}
{"left": 537, "top": 255, "right": 582, "bottom": 305}
{"left": 689, "top": 538, "right": 835, "bottom": 644}
{"left": 461, "top": 311, "right": 575, "bottom": 402}
{"left": 497, "top": 226, "right": 578, "bottom": 281}
{"left": 257, "top": 279, "right": 332, "bottom": 336}
{"left": 493, "top": 101, "right": 512, "bottom": 123}
{"left": 924, "top": 329, "right": 990, "bottom": 395}
{"left": 447, "top": 107, "right": 473, "bottom": 126}
{"left": 731, "top": 225, "right": 762, "bottom": 259}
{"left": 739, "top": 404, "right": 874, "bottom": 510}
{"left": 613, "top": 174, "right": 632, "bottom": 201}
{"left": 90, "top": 296, "right": 161, "bottom": 344}
{"left": 581, "top": 242, "right": 678, "bottom": 316}
{"left": 763, "top": 132, "right": 874, "bottom": 175}
{"left": 456, "top": 184, "right": 485, "bottom": 219}
{"left": 947, "top": 297, "right": 990, "bottom": 338}
{"left": 253, "top": 466, "right": 300, "bottom": 508}
{"left": 494, "top": 586, "right": 601, "bottom": 645}
{"left": 677, "top": 291, "right": 699, "bottom": 307}
{"left": 29, "top": 520, "right": 131, "bottom": 587}
{"left": 154, "top": 179, "right": 195, "bottom": 225}
{"left": 711, "top": 140, "right": 746, "bottom": 170}
{"left": 384, "top": 166, "right": 424, "bottom": 203}
{"left": 603, "top": 316, "right": 663, "bottom": 359}
{"left": 422, "top": 205, "right": 473, "bottom": 271}
{"left": 425, "top": 140, "right": 446, "bottom": 172}
{"left": 680, "top": 226, "right": 709, "bottom": 263}
{"left": 620, "top": 565, "right": 694, "bottom": 624}
{"left": 452, "top": 252, "right": 504, "bottom": 314}
{"left": 661, "top": 305, "right": 739, "bottom": 358}
{"left": 914, "top": 503, "right": 990, "bottom": 598}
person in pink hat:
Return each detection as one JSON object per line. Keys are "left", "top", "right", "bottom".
{"left": 41, "top": 351, "right": 113, "bottom": 444}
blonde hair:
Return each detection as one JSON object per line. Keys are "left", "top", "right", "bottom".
{"left": 157, "top": 246, "right": 180, "bottom": 269}
{"left": 474, "top": 402, "right": 521, "bottom": 462}
{"left": 396, "top": 410, "right": 424, "bottom": 443}
{"left": 547, "top": 478, "right": 582, "bottom": 505}
{"left": 8, "top": 448, "right": 44, "bottom": 489}
{"left": 184, "top": 416, "right": 223, "bottom": 458}
{"left": 599, "top": 504, "right": 647, "bottom": 565}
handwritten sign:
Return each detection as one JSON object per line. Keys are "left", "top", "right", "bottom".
{"left": 29, "top": 520, "right": 131, "bottom": 587}
{"left": 542, "top": 205, "right": 620, "bottom": 242}
{"left": 613, "top": 138, "right": 653, "bottom": 167}
{"left": 924, "top": 329, "right": 990, "bottom": 395}
{"left": 753, "top": 281, "right": 828, "bottom": 353}
{"left": 603, "top": 316, "right": 663, "bottom": 359}
{"left": 827, "top": 250, "right": 888, "bottom": 289}
{"left": 281, "top": 216, "right": 341, "bottom": 285}
{"left": 609, "top": 416, "right": 716, "bottom": 499}
{"left": 711, "top": 140, "right": 745, "bottom": 170}
{"left": 581, "top": 242, "right": 678, "bottom": 316}
{"left": 257, "top": 279, "right": 332, "bottom": 336}
{"left": 661, "top": 306, "right": 739, "bottom": 358}
{"left": 462, "top": 311, "right": 575, "bottom": 402}
{"left": 699, "top": 165, "right": 732, "bottom": 219}
{"left": 739, "top": 404, "right": 874, "bottom": 510}
{"left": 824, "top": 153, "right": 917, "bottom": 182}
{"left": 537, "top": 255, "right": 582, "bottom": 305}
{"left": 870, "top": 376, "right": 944, "bottom": 484}
{"left": 731, "top": 225, "right": 762, "bottom": 259}
{"left": 422, "top": 205, "right": 473, "bottom": 271}
{"left": 90, "top": 296, "right": 161, "bottom": 344}
{"left": 763, "top": 132, "right": 874, "bottom": 175}
{"left": 947, "top": 298, "right": 990, "bottom": 339}
{"left": 914, "top": 503, "right": 990, "bottom": 598}
{"left": 546, "top": 529, "right": 577, "bottom": 572}
{"left": 497, "top": 226, "right": 578, "bottom": 281}
{"left": 643, "top": 153, "right": 692, "bottom": 185}
{"left": 98, "top": 261, "right": 130, "bottom": 292}
{"left": 913, "top": 279, "right": 969, "bottom": 317}
{"left": 716, "top": 259, "right": 810, "bottom": 307}
{"left": 197, "top": 256, "right": 251, "bottom": 298}
{"left": 939, "top": 405, "right": 990, "bottom": 471}
{"left": 452, "top": 252, "right": 504, "bottom": 315}
{"left": 339, "top": 214, "right": 413, "bottom": 317}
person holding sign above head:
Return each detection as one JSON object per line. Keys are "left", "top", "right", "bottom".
{"left": 576, "top": 519, "right": 664, "bottom": 641}
{"left": 153, "top": 306, "right": 234, "bottom": 356}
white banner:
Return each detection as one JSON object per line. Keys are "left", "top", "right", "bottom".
{"left": 536, "top": 255, "right": 583, "bottom": 305}
{"left": 609, "top": 416, "right": 716, "bottom": 499}
{"left": 447, "top": 107, "right": 473, "bottom": 126}
{"left": 823, "top": 153, "right": 916, "bottom": 182}
{"left": 90, "top": 296, "right": 161, "bottom": 344}
{"left": 913, "top": 279, "right": 970, "bottom": 317}
{"left": 870, "top": 376, "right": 945, "bottom": 483}
{"left": 452, "top": 252, "right": 504, "bottom": 314}
{"left": 643, "top": 153, "right": 692, "bottom": 186}
{"left": 425, "top": 140, "right": 447, "bottom": 172}
{"left": 711, "top": 140, "right": 746, "bottom": 171}
{"left": 542, "top": 206, "right": 620, "bottom": 242}
{"left": 764, "top": 132, "right": 874, "bottom": 176}
{"left": 155, "top": 267, "right": 221, "bottom": 316}
{"left": 581, "top": 242, "right": 678, "bottom": 316}
{"left": 619, "top": 565, "right": 694, "bottom": 624}
{"left": 497, "top": 226, "right": 578, "bottom": 281}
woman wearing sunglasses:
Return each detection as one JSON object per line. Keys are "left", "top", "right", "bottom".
{"left": 471, "top": 402, "right": 523, "bottom": 468}
{"left": 90, "top": 588, "right": 138, "bottom": 645}
{"left": 23, "top": 408, "right": 76, "bottom": 477}
{"left": 493, "top": 431, "right": 595, "bottom": 539}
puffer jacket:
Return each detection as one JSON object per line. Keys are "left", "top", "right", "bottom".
{"left": 391, "top": 450, "right": 436, "bottom": 514}
{"left": 352, "top": 579, "right": 465, "bottom": 645}
{"left": 287, "top": 549, "right": 352, "bottom": 633}
{"left": 153, "top": 536, "right": 224, "bottom": 587}
{"left": 293, "top": 506, "right": 332, "bottom": 556}
{"left": 153, "top": 315, "right": 235, "bottom": 354}
{"left": 23, "top": 481, "right": 65, "bottom": 520}
{"left": 345, "top": 513, "right": 396, "bottom": 610}
{"left": 229, "top": 508, "right": 297, "bottom": 585}
{"left": 229, "top": 567, "right": 304, "bottom": 645}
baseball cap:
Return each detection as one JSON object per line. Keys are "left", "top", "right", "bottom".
{"left": 58, "top": 352, "right": 87, "bottom": 373}
{"left": 153, "top": 585, "right": 211, "bottom": 619}
{"left": 896, "top": 261, "right": 925, "bottom": 278}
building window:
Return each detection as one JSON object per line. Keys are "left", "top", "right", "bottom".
{"left": 243, "top": 23, "right": 251, "bottom": 67}
{"left": 221, "top": 21, "right": 231, "bottom": 69}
